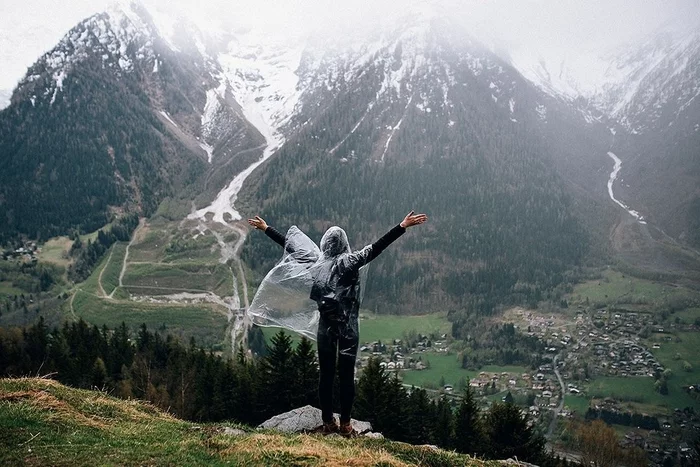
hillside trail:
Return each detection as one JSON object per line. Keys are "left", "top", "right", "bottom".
{"left": 97, "top": 247, "right": 114, "bottom": 298}
{"left": 111, "top": 218, "right": 145, "bottom": 299}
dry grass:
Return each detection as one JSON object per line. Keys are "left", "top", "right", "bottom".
{"left": 220, "top": 432, "right": 414, "bottom": 467}
{"left": 1, "top": 378, "right": 492, "bottom": 467}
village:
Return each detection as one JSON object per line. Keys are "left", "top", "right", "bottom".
{"left": 1, "top": 241, "right": 40, "bottom": 263}
{"left": 353, "top": 306, "right": 699, "bottom": 465}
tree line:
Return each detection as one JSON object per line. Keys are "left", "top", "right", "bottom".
{"left": 1, "top": 320, "right": 569, "bottom": 465}
{"left": 67, "top": 212, "right": 139, "bottom": 282}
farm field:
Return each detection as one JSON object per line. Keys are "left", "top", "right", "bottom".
{"left": 358, "top": 313, "right": 451, "bottom": 344}
{"left": 564, "top": 394, "right": 590, "bottom": 415}
{"left": 36, "top": 237, "right": 73, "bottom": 268}
{"left": 570, "top": 269, "right": 676, "bottom": 306}
{"left": 122, "top": 262, "right": 233, "bottom": 296}
{"left": 670, "top": 307, "right": 700, "bottom": 324}
{"left": 260, "top": 313, "right": 452, "bottom": 347}
{"left": 586, "top": 376, "right": 698, "bottom": 412}
{"left": 70, "top": 290, "right": 228, "bottom": 348}
{"left": 63, "top": 220, "right": 239, "bottom": 349}
{"left": 399, "top": 351, "right": 526, "bottom": 389}
{"left": 646, "top": 332, "right": 700, "bottom": 390}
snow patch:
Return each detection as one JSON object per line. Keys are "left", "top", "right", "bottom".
{"left": 380, "top": 95, "right": 413, "bottom": 162}
{"left": 606, "top": 152, "right": 646, "bottom": 224}
{"left": 159, "top": 110, "right": 178, "bottom": 128}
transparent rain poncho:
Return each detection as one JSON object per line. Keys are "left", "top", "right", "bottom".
{"left": 248, "top": 226, "right": 369, "bottom": 354}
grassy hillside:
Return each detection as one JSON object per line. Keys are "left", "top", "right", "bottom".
{"left": 0, "top": 378, "right": 496, "bottom": 467}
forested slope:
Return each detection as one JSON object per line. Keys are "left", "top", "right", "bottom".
{"left": 241, "top": 28, "right": 591, "bottom": 316}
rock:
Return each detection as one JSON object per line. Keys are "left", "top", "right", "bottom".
{"left": 221, "top": 427, "right": 246, "bottom": 436}
{"left": 499, "top": 458, "right": 539, "bottom": 467}
{"left": 364, "top": 432, "right": 384, "bottom": 439}
{"left": 259, "top": 405, "right": 373, "bottom": 434}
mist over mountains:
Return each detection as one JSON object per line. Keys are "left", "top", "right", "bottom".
{"left": 1, "top": 0, "right": 699, "bottom": 312}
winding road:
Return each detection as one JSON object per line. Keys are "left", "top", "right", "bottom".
{"left": 547, "top": 353, "right": 566, "bottom": 437}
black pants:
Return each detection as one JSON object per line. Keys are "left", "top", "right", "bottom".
{"left": 317, "top": 315, "right": 359, "bottom": 424}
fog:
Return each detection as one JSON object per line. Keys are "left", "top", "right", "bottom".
{"left": 1, "top": 0, "right": 698, "bottom": 92}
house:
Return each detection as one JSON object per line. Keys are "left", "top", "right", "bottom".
{"left": 542, "top": 390, "right": 553, "bottom": 398}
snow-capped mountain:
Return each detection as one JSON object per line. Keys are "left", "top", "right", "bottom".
{"left": 0, "top": 0, "right": 261, "bottom": 239}
{"left": 511, "top": 20, "right": 700, "bottom": 134}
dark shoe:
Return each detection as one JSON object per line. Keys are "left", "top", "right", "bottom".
{"left": 320, "top": 419, "right": 339, "bottom": 435}
{"left": 339, "top": 421, "right": 355, "bottom": 438}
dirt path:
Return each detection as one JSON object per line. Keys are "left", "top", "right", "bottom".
{"left": 112, "top": 218, "right": 144, "bottom": 298}
{"left": 122, "top": 285, "right": 210, "bottom": 293}
{"left": 97, "top": 248, "right": 114, "bottom": 298}
{"left": 68, "top": 290, "right": 78, "bottom": 320}
{"left": 230, "top": 223, "right": 250, "bottom": 309}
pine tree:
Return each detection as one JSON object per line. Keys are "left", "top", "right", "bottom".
{"left": 485, "top": 402, "right": 546, "bottom": 464}
{"left": 355, "top": 357, "right": 390, "bottom": 432}
{"left": 454, "top": 384, "right": 485, "bottom": 456}
{"left": 383, "top": 372, "right": 409, "bottom": 440}
{"left": 432, "top": 396, "right": 454, "bottom": 449}
{"left": 92, "top": 357, "right": 108, "bottom": 388}
{"left": 292, "top": 337, "right": 319, "bottom": 408}
{"left": 260, "top": 330, "right": 296, "bottom": 418}
{"left": 406, "top": 387, "right": 434, "bottom": 444}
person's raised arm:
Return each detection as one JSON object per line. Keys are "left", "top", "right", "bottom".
{"left": 248, "top": 216, "right": 286, "bottom": 249}
{"left": 345, "top": 211, "right": 428, "bottom": 270}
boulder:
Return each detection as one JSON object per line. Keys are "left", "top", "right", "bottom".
{"left": 259, "top": 405, "right": 373, "bottom": 434}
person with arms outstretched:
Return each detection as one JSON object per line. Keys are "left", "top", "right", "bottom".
{"left": 248, "top": 211, "right": 427, "bottom": 435}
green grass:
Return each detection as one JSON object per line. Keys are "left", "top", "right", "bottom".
{"left": 358, "top": 313, "right": 451, "bottom": 345}
{"left": 0, "top": 378, "right": 492, "bottom": 467}
{"left": 122, "top": 262, "right": 233, "bottom": 295}
{"left": 571, "top": 269, "right": 673, "bottom": 306}
{"left": 128, "top": 228, "right": 171, "bottom": 262}
{"left": 101, "top": 242, "right": 127, "bottom": 296}
{"left": 646, "top": 332, "right": 700, "bottom": 389}
{"left": 670, "top": 307, "right": 700, "bottom": 324}
{"left": 564, "top": 394, "right": 590, "bottom": 415}
{"left": 36, "top": 237, "right": 73, "bottom": 267}
{"left": 0, "top": 281, "right": 23, "bottom": 297}
{"left": 71, "top": 290, "right": 228, "bottom": 348}
{"left": 587, "top": 376, "right": 698, "bottom": 412}
{"left": 77, "top": 250, "right": 112, "bottom": 295}
{"left": 162, "top": 235, "right": 220, "bottom": 264}
{"left": 399, "top": 352, "right": 526, "bottom": 388}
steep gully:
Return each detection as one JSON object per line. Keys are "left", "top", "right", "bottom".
{"left": 185, "top": 105, "right": 283, "bottom": 352}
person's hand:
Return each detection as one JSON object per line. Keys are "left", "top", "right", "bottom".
{"left": 400, "top": 211, "right": 428, "bottom": 229}
{"left": 247, "top": 216, "right": 268, "bottom": 231}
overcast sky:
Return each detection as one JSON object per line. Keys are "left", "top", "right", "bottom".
{"left": 1, "top": 0, "right": 698, "bottom": 92}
